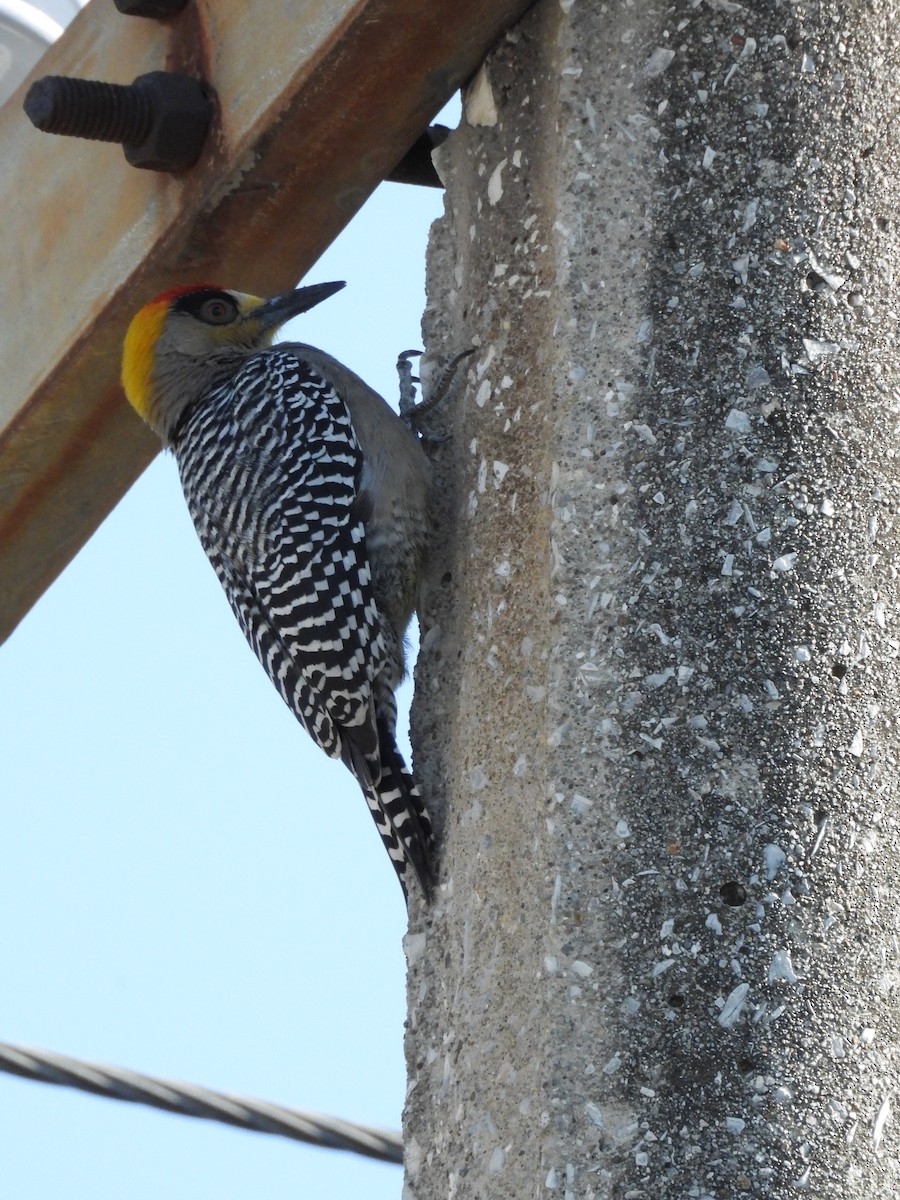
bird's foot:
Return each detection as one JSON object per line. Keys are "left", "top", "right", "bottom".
{"left": 397, "top": 347, "right": 475, "bottom": 442}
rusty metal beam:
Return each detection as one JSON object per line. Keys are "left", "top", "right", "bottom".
{"left": 0, "top": 0, "right": 535, "bottom": 644}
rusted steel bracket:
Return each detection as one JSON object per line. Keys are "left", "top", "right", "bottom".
{"left": 0, "top": 0, "right": 536, "bottom": 643}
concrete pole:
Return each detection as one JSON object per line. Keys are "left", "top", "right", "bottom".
{"left": 406, "top": 0, "right": 900, "bottom": 1196}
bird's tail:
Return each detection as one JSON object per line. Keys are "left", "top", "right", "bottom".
{"left": 351, "top": 721, "right": 435, "bottom": 902}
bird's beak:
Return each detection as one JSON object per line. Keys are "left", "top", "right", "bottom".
{"left": 254, "top": 281, "right": 346, "bottom": 332}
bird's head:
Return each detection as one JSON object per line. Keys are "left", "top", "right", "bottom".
{"left": 121, "top": 280, "right": 346, "bottom": 443}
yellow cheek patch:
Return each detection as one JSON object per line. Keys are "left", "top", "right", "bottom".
{"left": 122, "top": 298, "right": 169, "bottom": 423}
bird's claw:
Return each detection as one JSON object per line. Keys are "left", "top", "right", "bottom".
{"left": 398, "top": 346, "right": 475, "bottom": 439}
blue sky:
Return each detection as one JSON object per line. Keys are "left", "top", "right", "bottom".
{"left": 0, "top": 154, "right": 449, "bottom": 1195}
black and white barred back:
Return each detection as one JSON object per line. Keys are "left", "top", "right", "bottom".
{"left": 172, "top": 347, "right": 434, "bottom": 898}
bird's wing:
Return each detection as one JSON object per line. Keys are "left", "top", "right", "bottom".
{"left": 177, "top": 350, "right": 386, "bottom": 768}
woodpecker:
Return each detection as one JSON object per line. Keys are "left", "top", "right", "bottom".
{"left": 121, "top": 281, "right": 435, "bottom": 900}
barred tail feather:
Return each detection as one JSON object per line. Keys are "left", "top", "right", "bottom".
{"left": 345, "top": 724, "right": 435, "bottom": 902}
{"left": 377, "top": 719, "right": 435, "bottom": 897}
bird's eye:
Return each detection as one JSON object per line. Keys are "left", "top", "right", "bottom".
{"left": 199, "top": 297, "right": 237, "bottom": 324}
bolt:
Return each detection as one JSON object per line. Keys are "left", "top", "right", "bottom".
{"left": 24, "top": 76, "right": 152, "bottom": 144}
{"left": 386, "top": 125, "right": 450, "bottom": 188}
{"left": 23, "top": 72, "right": 213, "bottom": 172}
{"left": 113, "top": 0, "right": 189, "bottom": 15}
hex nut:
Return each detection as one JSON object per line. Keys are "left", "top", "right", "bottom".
{"left": 114, "top": 0, "right": 189, "bottom": 17}
{"left": 124, "top": 72, "right": 213, "bottom": 172}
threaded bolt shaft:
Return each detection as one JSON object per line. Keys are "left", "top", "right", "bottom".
{"left": 24, "top": 76, "right": 154, "bottom": 146}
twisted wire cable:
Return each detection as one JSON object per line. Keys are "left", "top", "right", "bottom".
{"left": 0, "top": 1040, "right": 402, "bottom": 1164}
